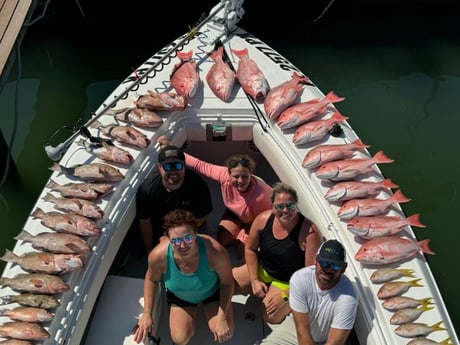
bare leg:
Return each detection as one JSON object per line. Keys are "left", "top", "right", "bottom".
{"left": 262, "top": 285, "right": 291, "bottom": 324}
{"left": 169, "top": 305, "right": 197, "bottom": 345}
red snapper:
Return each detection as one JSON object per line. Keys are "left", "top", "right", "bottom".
{"left": 324, "top": 178, "right": 398, "bottom": 202}
{"left": 292, "top": 112, "right": 349, "bottom": 145}
{"left": 277, "top": 91, "right": 345, "bottom": 130}
{"left": 232, "top": 48, "right": 269, "bottom": 100}
{"left": 337, "top": 189, "right": 410, "bottom": 220}
{"left": 170, "top": 50, "right": 200, "bottom": 99}
{"left": 264, "top": 72, "right": 310, "bottom": 120}
{"left": 302, "top": 138, "right": 370, "bottom": 169}
{"left": 354, "top": 236, "right": 435, "bottom": 265}
{"left": 315, "top": 150, "right": 394, "bottom": 181}
{"left": 206, "top": 46, "right": 235, "bottom": 101}
{"left": 347, "top": 213, "right": 426, "bottom": 238}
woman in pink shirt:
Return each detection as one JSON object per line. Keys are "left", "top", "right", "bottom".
{"left": 185, "top": 153, "right": 273, "bottom": 248}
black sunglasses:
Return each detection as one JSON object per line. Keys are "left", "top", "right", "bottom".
{"left": 228, "top": 158, "right": 250, "bottom": 168}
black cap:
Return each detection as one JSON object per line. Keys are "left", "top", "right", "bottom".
{"left": 158, "top": 145, "right": 185, "bottom": 164}
{"left": 316, "top": 239, "right": 346, "bottom": 265}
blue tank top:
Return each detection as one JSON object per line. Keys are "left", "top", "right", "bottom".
{"left": 259, "top": 213, "right": 305, "bottom": 282}
{"left": 164, "top": 235, "right": 219, "bottom": 304}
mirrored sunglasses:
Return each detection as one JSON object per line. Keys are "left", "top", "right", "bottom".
{"left": 273, "top": 202, "right": 297, "bottom": 212}
{"left": 162, "top": 162, "right": 184, "bottom": 172}
{"left": 170, "top": 234, "right": 195, "bottom": 246}
{"left": 318, "top": 259, "right": 343, "bottom": 271}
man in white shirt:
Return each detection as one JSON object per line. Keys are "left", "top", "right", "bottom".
{"left": 258, "top": 239, "right": 358, "bottom": 345}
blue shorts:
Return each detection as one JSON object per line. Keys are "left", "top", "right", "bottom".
{"left": 165, "top": 288, "right": 220, "bottom": 307}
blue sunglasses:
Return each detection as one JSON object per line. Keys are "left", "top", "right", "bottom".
{"left": 162, "top": 162, "right": 184, "bottom": 172}
{"left": 318, "top": 260, "right": 343, "bottom": 271}
{"left": 170, "top": 234, "right": 195, "bottom": 246}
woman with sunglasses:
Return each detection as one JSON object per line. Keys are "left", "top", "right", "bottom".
{"left": 133, "top": 209, "right": 234, "bottom": 345}
{"left": 232, "top": 182, "right": 323, "bottom": 324}
{"left": 157, "top": 136, "right": 272, "bottom": 251}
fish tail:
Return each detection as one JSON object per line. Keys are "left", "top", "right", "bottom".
{"left": 31, "top": 207, "right": 44, "bottom": 219}
{"left": 13, "top": 230, "right": 33, "bottom": 242}
{"left": 325, "top": 91, "right": 345, "bottom": 103}
{"left": 46, "top": 179, "right": 58, "bottom": 189}
{"left": 407, "top": 213, "right": 426, "bottom": 228}
{"left": 352, "top": 138, "right": 370, "bottom": 149}
{"left": 440, "top": 337, "right": 453, "bottom": 345}
{"left": 410, "top": 278, "right": 423, "bottom": 287}
{"left": 292, "top": 71, "right": 310, "bottom": 84}
{"left": 0, "top": 249, "right": 17, "bottom": 263}
{"left": 392, "top": 189, "right": 411, "bottom": 203}
{"left": 49, "top": 163, "right": 74, "bottom": 176}
{"left": 177, "top": 50, "right": 193, "bottom": 60}
{"left": 49, "top": 163, "right": 63, "bottom": 173}
{"left": 330, "top": 111, "right": 349, "bottom": 122}
{"left": 373, "top": 150, "right": 394, "bottom": 163}
{"left": 420, "top": 297, "right": 434, "bottom": 305}
{"left": 419, "top": 304, "right": 434, "bottom": 312}
{"left": 43, "top": 192, "right": 55, "bottom": 203}
{"left": 232, "top": 47, "right": 248, "bottom": 58}
{"left": 418, "top": 239, "right": 436, "bottom": 255}
{"left": 399, "top": 268, "right": 415, "bottom": 278}
{"left": 382, "top": 178, "right": 399, "bottom": 189}
{"left": 0, "top": 295, "right": 11, "bottom": 304}
{"left": 430, "top": 320, "right": 445, "bottom": 331}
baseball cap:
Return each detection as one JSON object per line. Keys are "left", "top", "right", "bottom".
{"left": 158, "top": 145, "right": 185, "bottom": 164}
{"left": 316, "top": 239, "right": 346, "bottom": 265}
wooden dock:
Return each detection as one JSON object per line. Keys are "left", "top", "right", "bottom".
{"left": 0, "top": 0, "right": 34, "bottom": 80}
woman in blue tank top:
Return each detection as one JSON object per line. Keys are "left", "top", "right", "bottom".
{"left": 133, "top": 209, "right": 234, "bottom": 345}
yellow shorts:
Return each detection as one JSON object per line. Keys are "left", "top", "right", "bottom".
{"left": 258, "top": 265, "right": 289, "bottom": 291}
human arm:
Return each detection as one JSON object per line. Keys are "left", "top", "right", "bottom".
{"left": 245, "top": 211, "right": 270, "bottom": 298}
{"left": 138, "top": 218, "right": 154, "bottom": 254}
{"left": 292, "top": 310, "right": 316, "bottom": 345}
{"left": 185, "top": 153, "right": 228, "bottom": 182}
{"left": 133, "top": 245, "right": 166, "bottom": 343}
{"left": 303, "top": 221, "right": 323, "bottom": 266}
{"left": 206, "top": 236, "right": 234, "bottom": 342}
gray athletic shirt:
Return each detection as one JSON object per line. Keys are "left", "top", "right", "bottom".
{"left": 289, "top": 265, "right": 358, "bottom": 343}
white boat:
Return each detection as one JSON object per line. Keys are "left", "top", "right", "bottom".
{"left": 0, "top": 1, "right": 458, "bottom": 344}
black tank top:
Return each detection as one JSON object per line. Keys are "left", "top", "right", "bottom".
{"left": 259, "top": 213, "right": 305, "bottom": 282}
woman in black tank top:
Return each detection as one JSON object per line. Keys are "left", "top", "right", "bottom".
{"left": 232, "top": 182, "right": 323, "bottom": 324}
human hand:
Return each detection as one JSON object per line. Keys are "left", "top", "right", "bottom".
{"left": 157, "top": 135, "right": 170, "bottom": 149}
{"left": 264, "top": 293, "right": 284, "bottom": 316}
{"left": 132, "top": 313, "right": 154, "bottom": 344}
{"left": 213, "top": 315, "right": 233, "bottom": 343}
{"left": 251, "top": 279, "right": 268, "bottom": 299}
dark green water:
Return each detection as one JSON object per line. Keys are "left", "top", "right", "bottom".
{"left": 0, "top": 0, "right": 459, "bottom": 333}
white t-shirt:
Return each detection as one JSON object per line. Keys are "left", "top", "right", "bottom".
{"left": 289, "top": 265, "right": 358, "bottom": 343}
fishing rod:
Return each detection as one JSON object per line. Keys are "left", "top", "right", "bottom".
{"left": 44, "top": 0, "right": 234, "bottom": 161}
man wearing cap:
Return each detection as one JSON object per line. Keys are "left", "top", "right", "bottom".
{"left": 135, "top": 144, "right": 213, "bottom": 254}
{"left": 258, "top": 239, "right": 358, "bottom": 345}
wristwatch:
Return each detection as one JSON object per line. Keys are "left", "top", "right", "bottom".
{"left": 281, "top": 291, "right": 289, "bottom": 302}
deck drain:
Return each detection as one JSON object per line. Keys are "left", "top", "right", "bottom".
{"left": 244, "top": 311, "right": 256, "bottom": 322}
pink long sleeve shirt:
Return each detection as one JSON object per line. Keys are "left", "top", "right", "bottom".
{"left": 185, "top": 153, "right": 273, "bottom": 224}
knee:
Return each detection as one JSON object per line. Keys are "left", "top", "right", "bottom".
{"left": 170, "top": 326, "right": 194, "bottom": 345}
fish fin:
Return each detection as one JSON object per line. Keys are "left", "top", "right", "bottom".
{"left": 407, "top": 213, "right": 426, "bottom": 228}
{"left": 399, "top": 268, "right": 416, "bottom": 278}
{"left": 418, "top": 238, "right": 436, "bottom": 255}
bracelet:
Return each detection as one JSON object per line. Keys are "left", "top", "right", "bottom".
{"left": 280, "top": 291, "right": 289, "bottom": 302}
{"left": 143, "top": 311, "right": 152, "bottom": 314}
